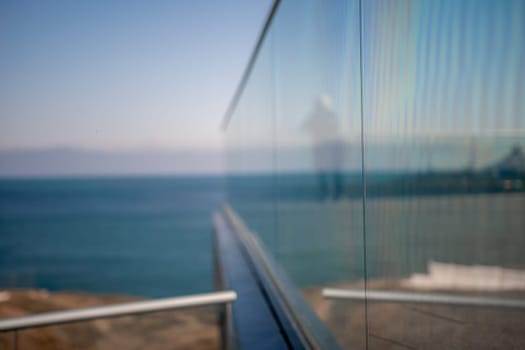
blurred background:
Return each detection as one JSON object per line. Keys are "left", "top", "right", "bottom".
{"left": 1, "top": 0, "right": 524, "bottom": 349}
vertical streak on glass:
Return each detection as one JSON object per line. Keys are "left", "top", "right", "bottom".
{"left": 270, "top": 29, "right": 279, "bottom": 261}
{"left": 358, "top": 0, "right": 369, "bottom": 348}
{"left": 13, "top": 330, "right": 17, "bottom": 350}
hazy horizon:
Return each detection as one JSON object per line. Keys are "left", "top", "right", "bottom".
{"left": 1, "top": 136, "right": 521, "bottom": 177}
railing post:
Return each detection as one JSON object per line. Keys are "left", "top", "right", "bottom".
{"left": 13, "top": 330, "right": 18, "bottom": 350}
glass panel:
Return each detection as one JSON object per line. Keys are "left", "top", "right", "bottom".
{"left": 361, "top": 0, "right": 525, "bottom": 348}
{"left": 225, "top": 24, "right": 278, "bottom": 252}
{"left": 225, "top": 0, "right": 525, "bottom": 348}
{"left": 224, "top": 0, "right": 367, "bottom": 347}
{"left": 271, "top": 1, "right": 366, "bottom": 347}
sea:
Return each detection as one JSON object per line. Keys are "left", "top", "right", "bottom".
{"left": 0, "top": 176, "right": 225, "bottom": 298}
{"left": 1, "top": 175, "right": 524, "bottom": 298}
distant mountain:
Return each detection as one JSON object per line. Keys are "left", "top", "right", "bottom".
{"left": 2, "top": 143, "right": 523, "bottom": 178}
{"left": 0, "top": 148, "right": 226, "bottom": 177}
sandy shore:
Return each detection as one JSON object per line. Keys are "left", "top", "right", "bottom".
{"left": 0, "top": 290, "right": 220, "bottom": 350}
{"left": 2, "top": 280, "right": 525, "bottom": 349}
{"left": 303, "top": 279, "right": 525, "bottom": 349}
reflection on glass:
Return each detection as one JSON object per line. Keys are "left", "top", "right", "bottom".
{"left": 302, "top": 95, "right": 344, "bottom": 200}
{"left": 226, "top": 0, "right": 366, "bottom": 347}
{"left": 225, "top": 0, "right": 524, "bottom": 348}
{"left": 358, "top": 1, "right": 525, "bottom": 348}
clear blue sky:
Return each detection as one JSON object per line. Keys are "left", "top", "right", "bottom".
{"left": 0, "top": 0, "right": 273, "bottom": 151}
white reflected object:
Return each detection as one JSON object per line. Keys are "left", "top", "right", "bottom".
{"left": 402, "top": 261, "right": 525, "bottom": 291}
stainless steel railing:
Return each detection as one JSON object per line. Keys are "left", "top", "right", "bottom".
{"left": 323, "top": 288, "right": 525, "bottom": 308}
{"left": 0, "top": 290, "right": 236, "bottom": 332}
{"left": 0, "top": 290, "right": 236, "bottom": 350}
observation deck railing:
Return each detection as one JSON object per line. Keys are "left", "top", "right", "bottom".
{"left": 0, "top": 290, "right": 237, "bottom": 349}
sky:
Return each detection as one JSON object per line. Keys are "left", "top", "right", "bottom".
{"left": 0, "top": 0, "right": 273, "bottom": 152}
{"left": 0, "top": 0, "right": 523, "bottom": 176}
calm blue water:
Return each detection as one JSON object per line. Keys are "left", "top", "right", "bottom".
{"left": 0, "top": 177, "right": 224, "bottom": 298}
{"left": 1, "top": 175, "right": 523, "bottom": 298}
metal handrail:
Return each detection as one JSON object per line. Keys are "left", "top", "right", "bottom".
{"left": 220, "top": 0, "right": 281, "bottom": 130}
{"left": 0, "top": 290, "right": 237, "bottom": 332}
{"left": 322, "top": 288, "right": 525, "bottom": 308}
{"left": 222, "top": 206, "right": 341, "bottom": 349}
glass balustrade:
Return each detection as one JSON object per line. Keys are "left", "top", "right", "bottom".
{"left": 224, "top": 0, "right": 525, "bottom": 348}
